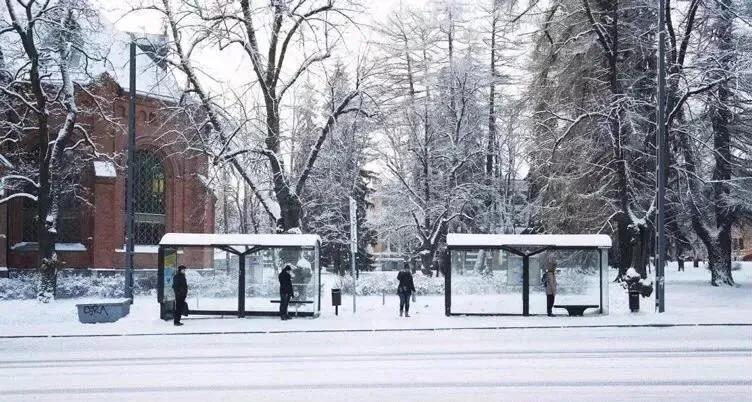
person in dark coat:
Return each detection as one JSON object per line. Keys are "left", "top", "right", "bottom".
{"left": 543, "top": 258, "right": 558, "bottom": 317}
{"left": 172, "top": 265, "right": 188, "bottom": 326}
{"left": 396, "top": 263, "right": 416, "bottom": 317}
{"left": 278, "top": 264, "right": 294, "bottom": 320}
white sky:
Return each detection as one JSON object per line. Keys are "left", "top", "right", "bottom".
{"left": 99, "top": 0, "right": 420, "bottom": 34}
{"left": 95, "top": 0, "right": 429, "bottom": 112}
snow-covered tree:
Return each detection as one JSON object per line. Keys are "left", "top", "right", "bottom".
{"left": 140, "top": 0, "right": 373, "bottom": 235}
{"left": 0, "top": 0, "right": 109, "bottom": 300}
{"left": 374, "top": 4, "right": 488, "bottom": 275}
{"left": 299, "top": 63, "right": 378, "bottom": 274}
{"left": 672, "top": 0, "right": 752, "bottom": 285}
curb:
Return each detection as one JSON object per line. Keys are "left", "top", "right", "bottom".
{"left": 2, "top": 322, "right": 751, "bottom": 339}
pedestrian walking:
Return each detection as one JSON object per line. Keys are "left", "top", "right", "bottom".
{"left": 397, "top": 263, "right": 416, "bottom": 317}
{"left": 172, "top": 265, "right": 188, "bottom": 326}
{"left": 543, "top": 258, "right": 557, "bottom": 317}
{"left": 279, "top": 264, "right": 294, "bottom": 320}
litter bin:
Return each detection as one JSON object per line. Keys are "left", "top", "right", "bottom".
{"left": 628, "top": 290, "right": 640, "bottom": 312}
{"left": 331, "top": 288, "right": 341, "bottom": 315}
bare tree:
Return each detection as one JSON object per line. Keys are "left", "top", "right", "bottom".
{"left": 139, "top": 0, "right": 372, "bottom": 234}
{"left": 0, "top": 0, "right": 107, "bottom": 300}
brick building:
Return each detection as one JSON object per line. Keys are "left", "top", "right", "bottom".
{"left": 0, "top": 31, "right": 214, "bottom": 271}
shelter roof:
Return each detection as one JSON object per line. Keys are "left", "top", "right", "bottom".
{"left": 159, "top": 233, "right": 321, "bottom": 248}
{"left": 446, "top": 234, "right": 611, "bottom": 249}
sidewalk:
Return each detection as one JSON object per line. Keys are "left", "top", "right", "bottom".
{"left": 2, "top": 321, "right": 750, "bottom": 339}
{"left": 1, "top": 263, "right": 750, "bottom": 338}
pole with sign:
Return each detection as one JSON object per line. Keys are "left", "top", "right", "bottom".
{"left": 349, "top": 196, "right": 357, "bottom": 313}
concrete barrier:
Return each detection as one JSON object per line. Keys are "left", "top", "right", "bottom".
{"left": 76, "top": 299, "right": 131, "bottom": 323}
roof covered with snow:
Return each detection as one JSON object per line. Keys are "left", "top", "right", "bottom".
{"left": 159, "top": 233, "right": 321, "bottom": 248}
{"left": 18, "top": 16, "right": 185, "bottom": 101}
{"left": 100, "top": 31, "right": 184, "bottom": 101}
{"left": 446, "top": 234, "right": 612, "bottom": 249}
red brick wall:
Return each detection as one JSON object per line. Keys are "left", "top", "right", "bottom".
{"left": 3, "top": 76, "right": 215, "bottom": 270}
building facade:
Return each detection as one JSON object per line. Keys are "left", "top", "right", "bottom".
{"left": 0, "top": 33, "right": 215, "bottom": 271}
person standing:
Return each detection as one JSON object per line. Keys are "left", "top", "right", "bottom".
{"left": 172, "top": 265, "right": 188, "bottom": 326}
{"left": 544, "top": 259, "right": 557, "bottom": 317}
{"left": 397, "top": 263, "right": 416, "bottom": 317}
{"left": 278, "top": 264, "right": 294, "bottom": 320}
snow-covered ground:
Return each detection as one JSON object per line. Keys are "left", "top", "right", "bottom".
{"left": 0, "top": 325, "right": 749, "bottom": 401}
{"left": 0, "top": 263, "right": 750, "bottom": 401}
{"left": 0, "top": 262, "right": 750, "bottom": 337}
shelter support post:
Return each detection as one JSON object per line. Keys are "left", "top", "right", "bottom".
{"left": 157, "top": 247, "right": 166, "bottom": 320}
{"left": 445, "top": 252, "right": 452, "bottom": 316}
{"left": 238, "top": 255, "right": 245, "bottom": 318}
{"left": 522, "top": 256, "right": 530, "bottom": 316}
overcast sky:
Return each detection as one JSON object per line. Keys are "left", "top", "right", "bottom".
{"left": 96, "top": 0, "right": 429, "bottom": 103}
{"left": 99, "top": 0, "right": 422, "bottom": 34}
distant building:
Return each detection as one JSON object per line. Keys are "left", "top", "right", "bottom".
{"left": 0, "top": 30, "right": 214, "bottom": 271}
{"left": 733, "top": 220, "right": 752, "bottom": 261}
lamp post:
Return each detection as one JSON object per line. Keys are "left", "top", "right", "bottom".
{"left": 124, "top": 40, "right": 137, "bottom": 302}
{"left": 350, "top": 196, "right": 357, "bottom": 313}
{"left": 656, "top": 0, "right": 667, "bottom": 313}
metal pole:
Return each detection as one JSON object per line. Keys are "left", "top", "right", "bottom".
{"left": 124, "top": 41, "right": 137, "bottom": 302}
{"left": 349, "top": 196, "right": 357, "bottom": 314}
{"left": 656, "top": 0, "right": 667, "bottom": 313}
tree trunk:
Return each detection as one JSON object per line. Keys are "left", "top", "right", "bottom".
{"left": 615, "top": 217, "right": 632, "bottom": 278}
{"left": 473, "top": 249, "right": 487, "bottom": 274}
{"left": 706, "top": 236, "right": 734, "bottom": 286}
{"left": 630, "top": 223, "right": 651, "bottom": 277}
{"left": 36, "top": 179, "right": 56, "bottom": 301}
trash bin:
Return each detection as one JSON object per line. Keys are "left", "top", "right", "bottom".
{"left": 331, "top": 288, "right": 342, "bottom": 315}
{"left": 331, "top": 288, "right": 341, "bottom": 306}
{"left": 628, "top": 290, "right": 640, "bottom": 312}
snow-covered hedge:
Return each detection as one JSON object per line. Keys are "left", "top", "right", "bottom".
{"left": 334, "top": 272, "right": 444, "bottom": 296}
{"left": 331, "top": 270, "right": 593, "bottom": 296}
{"left": 0, "top": 270, "right": 157, "bottom": 300}
{"left": 0, "top": 267, "right": 597, "bottom": 300}
{"left": 0, "top": 274, "right": 37, "bottom": 299}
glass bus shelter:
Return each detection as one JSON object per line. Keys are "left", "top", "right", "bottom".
{"left": 158, "top": 233, "right": 321, "bottom": 320}
{"left": 445, "top": 234, "right": 611, "bottom": 316}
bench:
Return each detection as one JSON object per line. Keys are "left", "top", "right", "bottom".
{"left": 270, "top": 299, "right": 314, "bottom": 317}
{"left": 269, "top": 300, "right": 314, "bottom": 304}
{"left": 554, "top": 304, "right": 599, "bottom": 316}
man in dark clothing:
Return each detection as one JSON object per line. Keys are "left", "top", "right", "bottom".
{"left": 278, "top": 265, "right": 294, "bottom": 320}
{"left": 544, "top": 259, "right": 557, "bottom": 317}
{"left": 172, "top": 265, "right": 188, "bottom": 326}
{"left": 397, "top": 263, "right": 416, "bottom": 317}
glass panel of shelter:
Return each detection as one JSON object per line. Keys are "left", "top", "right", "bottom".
{"left": 528, "top": 249, "right": 602, "bottom": 315}
{"left": 450, "top": 249, "right": 524, "bottom": 315}
{"left": 180, "top": 245, "right": 238, "bottom": 313}
{"left": 451, "top": 247, "right": 603, "bottom": 315}
{"left": 243, "top": 247, "right": 318, "bottom": 315}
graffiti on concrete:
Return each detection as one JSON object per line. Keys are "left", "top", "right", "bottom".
{"left": 81, "top": 305, "right": 109, "bottom": 317}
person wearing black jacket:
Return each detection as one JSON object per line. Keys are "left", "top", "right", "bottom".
{"left": 172, "top": 265, "right": 188, "bottom": 326}
{"left": 278, "top": 264, "right": 294, "bottom": 320}
{"left": 397, "top": 263, "right": 416, "bottom": 317}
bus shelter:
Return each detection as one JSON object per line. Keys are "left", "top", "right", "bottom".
{"left": 158, "top": 233, "right": 321, "bottom": 319}
{"left": 445, "top": 234, "right": 611, "bottom": 316}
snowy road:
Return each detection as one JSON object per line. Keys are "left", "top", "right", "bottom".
{"left": 1, "top": 326, "right": 750, "bottom": 402}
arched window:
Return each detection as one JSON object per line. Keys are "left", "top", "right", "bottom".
{"left": 134, "top": 151, "right": 166, "bottom": 245}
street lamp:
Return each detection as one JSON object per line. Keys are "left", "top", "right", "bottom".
{"left": 124, "top": 40, "right": 137, "bottom": 302}
{"left": 656, "top": 0, "right": 667, "bottom": 313}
